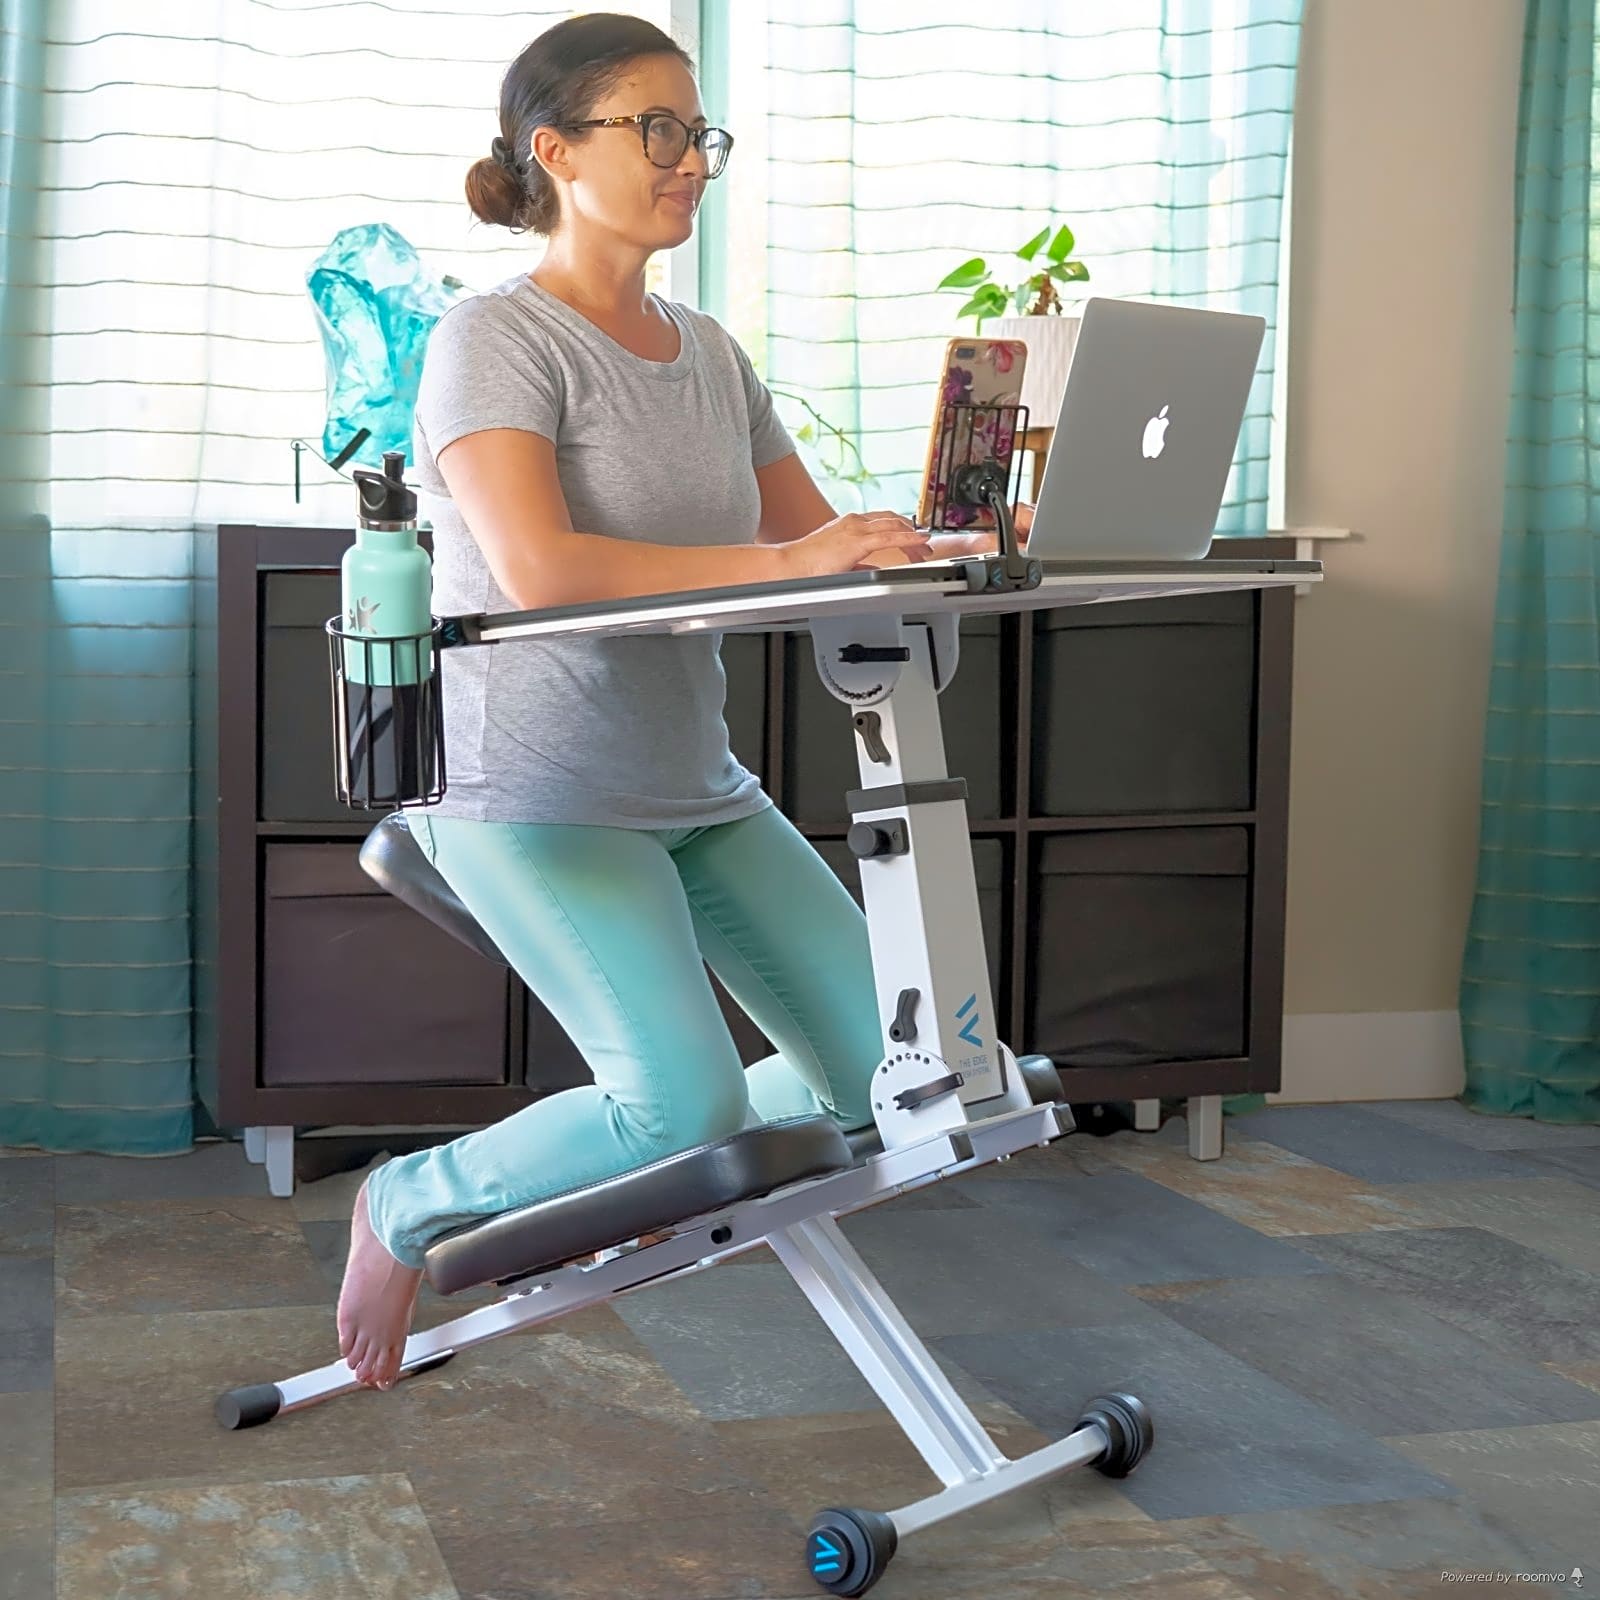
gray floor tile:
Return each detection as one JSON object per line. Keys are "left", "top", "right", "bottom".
{"left": 1388, "top": 1420, "right": 1600, "bottom": 1578}
{"left": 951, "top": 1169, "right": 1329, "bottom": 1285}
{"left": 612, "top": 1259, "right": 1001, "bottom": 1422}
{"left": 0, "top": 1159, "right": 52, "bottom": 1258}
{"left": 1295, "top": 1226, "right": 1600, "bottom": 1364}
{"left": 1394, "top": 1178, "right": 1600, "bottom": 1277}
{"left": 1167, "top": 1495, "right": 1554, "bottom": 1597}
{"left": 0, "top": 1532, "right": 51, "bottom": 1600}
{"left": 835, "top": 1206, "right": 1162, "bottom": 1336}
{"left": 54, "top": 1138, "right": 265, "bottom": 1205}
{"left": 1153, "top": 1273, "right": 1600, "bottom": 1435}
{"left": 57, "top": 1473, "right": 459, "bottom": 1600}
{"left": 1233, "top": 1105, "right": 1546, "bottom": 1183}
{"left": 1521, "top": 1145, "right": 1600, "bottom": 1192}
{"left": 1356, "top": 1098, "right": 1600, "bottom": 1152}
{"left": 930, "top": 1319, "right": 1456, "bottom": 1521}
{"left": 0, "top": 1257, "right": 52, "bottom": 1393}
{"left": 0, "top": 1389, "right": 51, "bottom": 1537}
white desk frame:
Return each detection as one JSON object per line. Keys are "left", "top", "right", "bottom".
{"left": 451, "top": 555, "right": 1322, "bottom": 1161}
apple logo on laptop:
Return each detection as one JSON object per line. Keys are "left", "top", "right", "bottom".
{"left": 1142, "top": 405, "right": 1171, "bottom": 460}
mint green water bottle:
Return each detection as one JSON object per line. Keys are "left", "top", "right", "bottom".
{"left": 334, "top": 451, "right": 440, "bottom": 805}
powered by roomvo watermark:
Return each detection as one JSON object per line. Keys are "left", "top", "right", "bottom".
{"left": 1440, "top": 1567, "right": 1582, "bottom": 1587}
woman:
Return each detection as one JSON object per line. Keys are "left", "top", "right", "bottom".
{"left": 337, "top": 12, "right": 1024, "bottom": 1391}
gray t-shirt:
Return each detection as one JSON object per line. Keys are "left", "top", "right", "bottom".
{"left": 411, "top": 273, "right": 795, "bottom": 827}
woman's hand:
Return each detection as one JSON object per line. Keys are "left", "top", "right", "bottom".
{"left": 941, "top": 502, "right": 1034, "bottom": 559}
{"left": 777, "top": 511, "right": 934, "bottom": 579}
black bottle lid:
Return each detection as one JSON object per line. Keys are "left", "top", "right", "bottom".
{"left": 353, "top": 450, "right": 418, "bottom": 526}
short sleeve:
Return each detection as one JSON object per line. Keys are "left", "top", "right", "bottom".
{"left": 414, "top": 294, "right": 563, "bottom": 458}
{"left": 727, "top": 334, "right": 796, "bottom": 470}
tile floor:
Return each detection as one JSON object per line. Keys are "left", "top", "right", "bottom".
{"left": 3, "top": 1098, "right": 1598, "bottom": 1598}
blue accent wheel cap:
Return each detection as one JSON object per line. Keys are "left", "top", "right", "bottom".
{"left": 808, "top": 1530, "right": 846, "bottom": 1577}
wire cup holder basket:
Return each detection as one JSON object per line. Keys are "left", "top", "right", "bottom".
{"left": 324, "top": 617, "right": 447, "bottom": 809}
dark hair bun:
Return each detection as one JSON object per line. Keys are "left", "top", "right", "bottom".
{"left": 465, "top": 155, "right": 527, "bottom": 230}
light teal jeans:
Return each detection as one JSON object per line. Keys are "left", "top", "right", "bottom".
{"left": 363, "top": 801, "right": 882, "bottom": 1269}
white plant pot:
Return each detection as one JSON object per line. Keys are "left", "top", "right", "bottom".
{"left": 989, "top": 313, "right": 1081, "bottom": 432}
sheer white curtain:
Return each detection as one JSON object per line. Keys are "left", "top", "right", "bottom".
{"left": 0, "top": 0, "right": 677, "bottom": 1153}
{"left": 716, "top": 0, "right": 1302, "bottom": 529}
{"left": 41, "top": 0, "right": 689, "bottom": 530}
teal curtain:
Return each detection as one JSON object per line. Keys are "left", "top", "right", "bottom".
{"left": 1, "top": 1, "right": 196, "bottom": 1154}
{"left": 758, "top": 0, "right": 1304, "bottom": 528}
{"left": 1459, "top": 0, "right": 1600, "bottom": 1126}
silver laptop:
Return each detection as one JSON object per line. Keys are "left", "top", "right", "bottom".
{"left": 1025, "top": 297, "right": 1265, "bottom": 561}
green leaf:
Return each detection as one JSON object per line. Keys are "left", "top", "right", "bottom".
{"left": 1015, "top": 226, "right": 1050, "bottom": 262}
{"left": 1013, "top": 280, "right": 1035, "bottom": 315}
{"left": 1048, "top": 259, "right": 1091, "bottom": 282}
{"left": 795, "top": 422, "right": 815, "bottom": 443}
{"left": 956, "top": 283, "right": 1009, "bottom": 323}
{"left": 937, "top": 256, "right": 990, "bottom": 290}
{"left": 1046, "top": 224, "right": 1076, "bottom": 262}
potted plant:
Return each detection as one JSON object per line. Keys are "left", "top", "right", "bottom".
{"left": 937, "top": 222, "right": 1090, "bottom": 434}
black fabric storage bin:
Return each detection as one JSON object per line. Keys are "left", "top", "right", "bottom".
{"left": 1028, "top": 826, "right": 1249, "bottom": 1067}
{"left": 811, "top": 836, "right": 1006, "bottom": 1008}
{"left": 1032, "top": 592, "right": 1254, "bottom": 817}
{"left": 261, "top": 843, "right": 508, "bottom": 1086}
{"left": 260, "top": 573, "right": 349, "bottom": 823}
{"left": 784, "top": 616, "right": 1004, "bottom": 822}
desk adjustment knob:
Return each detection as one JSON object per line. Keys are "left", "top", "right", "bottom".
{"left": 848, "top": 820, "right": 908, "bottom": 860}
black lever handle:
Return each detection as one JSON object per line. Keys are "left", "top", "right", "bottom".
{"left": 888, "top": 987, "right": 919, "bottom": 1043}
{"left": 838, "top": 643, "right": 911, "bottom": 664}
{"left": 893, "top": 1071, "right": 965, "bottom": 1112}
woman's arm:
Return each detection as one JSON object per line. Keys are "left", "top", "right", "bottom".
{"left": 438, "top": 430, "right": 931, "bottom": 607}
{"left": 441, "top": 429, "right": 795, "bottom": 609}
{"left": 752, "top": 451, "right": 839, "bottom": 544}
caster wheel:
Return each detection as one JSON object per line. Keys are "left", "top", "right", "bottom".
{"left": 1079, "top": 1391, "right": 1154, "bottom": 1478}
{"left": 805, "top": 1507, "right": 898, "bottom": 1596}
{"left": 215, "top": 1383, "right": 282, "bottom": 1431}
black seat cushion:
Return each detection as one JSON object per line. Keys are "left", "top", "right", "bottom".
{"left": 423, "top": 1114, "right": 855, "bottom": 1296}
{"left": 359, "top": 811, "right": 509, "bottom": 968}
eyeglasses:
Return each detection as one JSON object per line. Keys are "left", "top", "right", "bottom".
{"left": 559, "top": 112, "right": 733, "bottom": 179}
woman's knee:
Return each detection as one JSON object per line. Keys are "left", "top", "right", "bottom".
{"left": 650, "top": 1072, "right": 750, "bottom": 1153}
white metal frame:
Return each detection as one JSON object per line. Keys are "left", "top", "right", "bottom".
{"left": 253, "top": 1100, "right": 1115, "bottom": 1542}
{"left": 228, "top": 560, "right": 1322, "bottom": 1583}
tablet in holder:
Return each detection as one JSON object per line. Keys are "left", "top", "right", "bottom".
{"left": 915, "top": 336, "right": 1027, "bottom": 531}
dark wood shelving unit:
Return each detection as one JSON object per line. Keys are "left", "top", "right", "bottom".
{"left": 193, "top": 524, "right": 1298, "bottom": 1188}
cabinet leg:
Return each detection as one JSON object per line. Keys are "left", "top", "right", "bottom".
{"left": 1133, "top": 1099, "right": 1160, "bottom": 1133}
{"left": 1187, "top": 1096, "right": 1223, "bottom": 1162}
{"left": 245, "top": 1125, "right": 295, "bottom": 1196}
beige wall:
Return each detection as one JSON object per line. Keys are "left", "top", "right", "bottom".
{"left": 1279, "top": 0, "right": 1523, "bottom": 1098}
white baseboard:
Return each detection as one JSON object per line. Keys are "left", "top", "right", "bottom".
{"left": 1274, "top": 1011, "right": 1464, "bottom": 1104}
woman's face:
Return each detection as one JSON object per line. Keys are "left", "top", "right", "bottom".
{"left": 552, "top": 55, "right": 712, "bottom": 251}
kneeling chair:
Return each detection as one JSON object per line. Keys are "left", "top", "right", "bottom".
{"left": 217, "top": 812, "right": 1152, "bottom": 1598}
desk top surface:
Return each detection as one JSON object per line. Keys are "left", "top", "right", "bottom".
{"left": 449, "top": 555, "right": 1322, "bottom": 645}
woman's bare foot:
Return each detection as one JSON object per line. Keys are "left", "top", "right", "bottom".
{"left": 337, "top": 1177, "right": 425, "bottom": 1390}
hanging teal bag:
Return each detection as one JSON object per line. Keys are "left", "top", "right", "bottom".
{"left": 306, "top": 222, "right": 470, "bottom": 471}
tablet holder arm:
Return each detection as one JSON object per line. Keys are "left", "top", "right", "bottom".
{"left": 930, "top": 401, "right": 1041, "bottom": 596}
